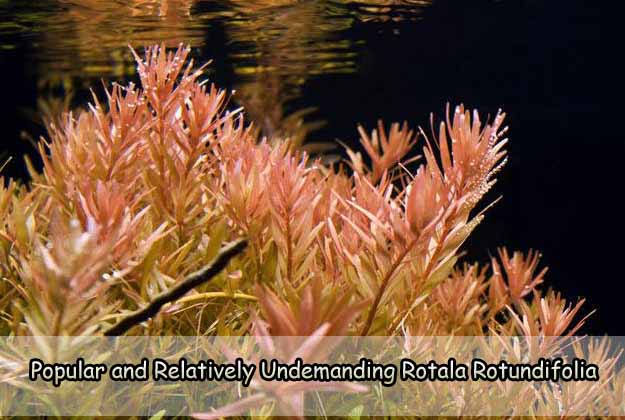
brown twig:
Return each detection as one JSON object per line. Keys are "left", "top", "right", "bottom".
{"left": 103, "top": 238, "right": 247, "bottom": 336}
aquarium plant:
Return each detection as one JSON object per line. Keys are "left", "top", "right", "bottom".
{"left": 0, "top": 44, "right": 623, "bottom": 417}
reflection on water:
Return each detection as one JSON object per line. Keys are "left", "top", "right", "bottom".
{"left": 226, "top": 1, "right": 353, "bottom": 146}
{"left": 1, "top": 0, "right": 432, "bottom": 146}
{"left": 348, "top": 0, "right": 430, "bottom": 22}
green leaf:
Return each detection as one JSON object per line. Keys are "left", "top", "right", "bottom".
{"left": 205, "top": 218, "right": 228, "bottom": 262}
{"left": 149, "top": 409, "right": 167, "bottom": 420}
{"left": 348, "top": 404, "right": 364, "bottom": 420}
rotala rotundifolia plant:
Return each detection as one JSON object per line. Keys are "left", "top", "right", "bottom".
{"left": 1, "top": 44, "right": 624, "bottom": 417}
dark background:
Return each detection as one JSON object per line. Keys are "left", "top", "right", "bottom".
{"left": 1, "top": 1, "right": 619, "bottom": 334}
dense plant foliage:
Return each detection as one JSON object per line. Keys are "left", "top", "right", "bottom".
{"left": 1, "top": 45, "right": 623, "bottom": 417}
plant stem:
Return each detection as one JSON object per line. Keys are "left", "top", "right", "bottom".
{"left": 176, "top": 291, "right": 257, "bottom": 304}
{"left": 103, "top": 238, "right": 247, "bottom": 336}
{"left": 360, "top": 238, "right": 417, "bottom": 336}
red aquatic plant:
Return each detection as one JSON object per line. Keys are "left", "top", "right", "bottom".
{"left": 0, "top": 43, "right": 615, "bottom": 417}
{"left": 0, "top": 43, "right": 590, "bottom": 339}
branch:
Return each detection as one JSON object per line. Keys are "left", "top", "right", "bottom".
{"left": 104, "top": 238, "right": 248, "bottom": 336}
{"left": 359, "top": 238, "right": 415, "bottom": 336}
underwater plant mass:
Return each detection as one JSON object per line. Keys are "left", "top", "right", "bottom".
{"left": 0, "top": 43, "right": 623, "bottom": 417}
{"left": 0, "top": 0, "right": 618, "bottom": 417}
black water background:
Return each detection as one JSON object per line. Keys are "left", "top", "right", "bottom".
{"left": 1, "top": 1, "right": 619, "bottom": 334}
